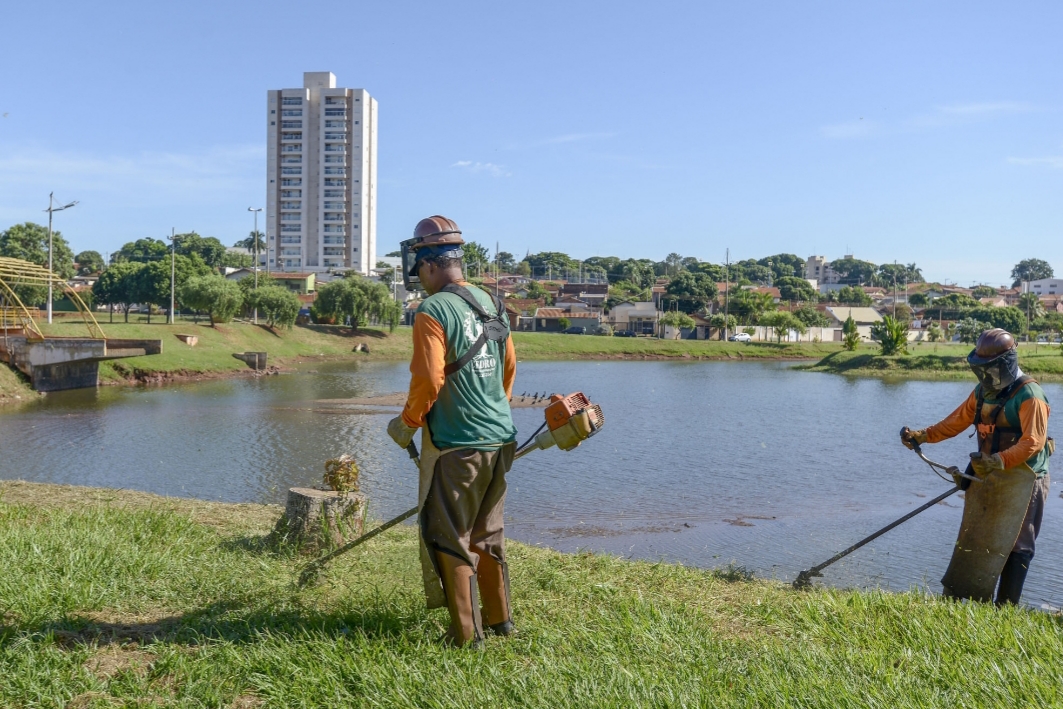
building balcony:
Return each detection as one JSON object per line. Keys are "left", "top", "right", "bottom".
{"left": 323, "top": 237, "right": 345, "bottom": 246}
{"left": 281, "top": 133, "right": 302, "bottom": 142}
{"left": 323, "top": 215, "right": 345, "bottom": 222}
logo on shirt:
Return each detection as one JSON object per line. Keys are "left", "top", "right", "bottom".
{"left": 463, "top": 311, "right": 497, "bottom": 378}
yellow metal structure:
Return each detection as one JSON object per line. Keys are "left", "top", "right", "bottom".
{"left": 0, "top": 257, "right": 104, "bottom": 340}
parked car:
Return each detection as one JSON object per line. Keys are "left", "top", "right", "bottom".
{"left": 562, "top": 326, "right": 587, "bottom": 335}
{"left": 614, "top": 330, "right": 637, "bottom": 338}
{"left": 728, "top": 332, "right": 752, "bottom": 342}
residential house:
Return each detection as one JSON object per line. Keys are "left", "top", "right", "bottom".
{"left": 979, "top": 296, "right": 1009, "bottom": 308}
{"left": 607, "top": 301, "right": 659, "bottom": 335}
{"left": 1024, "top": 278, "right": 1063, "bottom": 296}
{"left": 824, "top": 306, "right": 882, "bottom": 341}
{"left": 532, "top": 307, "right": 602, "bottom": 332}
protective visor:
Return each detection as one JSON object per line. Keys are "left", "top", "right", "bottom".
{"left": 967, "top": 347, "right": 1019, "bottom": 392}
{"left": 408, "top": 244, "right": 464, "bottom": 277}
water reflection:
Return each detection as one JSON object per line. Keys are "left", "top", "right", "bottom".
{"left": 2, "top": 360, "right": 1060, "bottom": 608}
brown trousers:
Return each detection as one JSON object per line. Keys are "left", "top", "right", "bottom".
{"left": 1014, "top": 474, "right": 1050, "bottom": 555}
{"left": 421, "top": 444, "right": 514, "bottom": 572}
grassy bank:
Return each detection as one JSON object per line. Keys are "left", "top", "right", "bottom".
{"left": 511, "top": 333, "right": 842, "bottom": 360}
{"left": 803, "top": 343, "right": 1063, "bottom": 381}
{"left": 37, "top": 320, "right": 412, "bottom": 384}
{"left": 0, "top": 361, "right": 36, "bottom": 405}
{"left": 2, "top": 482, "right": 1061, "bottom": 707}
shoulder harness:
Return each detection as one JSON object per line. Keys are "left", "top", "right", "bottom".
{"left": 438, "top": 284, "right": 510, "bottom": 377}
{"left": 974, "top": 375, "right": 1043, "bottom": 454}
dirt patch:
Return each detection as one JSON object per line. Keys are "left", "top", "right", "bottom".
{"left": 86, "top": 644, "right": 157, "bottom": 680}
{"left": 105, "top": 364, "right": 286, "bottom": 387}
{"left": 723, "top": 515, "right": 776, "bottom": 527}
{"left": 232, "top": 695, "right": 265, "bottom": 708}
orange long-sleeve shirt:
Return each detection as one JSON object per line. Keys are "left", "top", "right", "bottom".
{"left": 926, "top": 391, "right": 1050, "bottom": 470}
{"left": 401, "top": 311, "right": 516, "bottom": 429}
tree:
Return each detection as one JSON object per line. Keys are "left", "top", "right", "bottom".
{"left": 515, "top": 261, "right": 532, "bottom": 277}
{"left": 311, "top": 275, "right": 396, "bottom": 327}
{"left": 663, "top": 272, "right": 717, "bottom": 313}
{"left": 908, "top": 292, "right": 929, "bottom": 308}
{"left": 174, "top": 233, "right": 227, "bottom": 268}
{"left": 760, "top": 311, "right": 807, "bottom": 342}
{"left": 926, "top": 321, "right": 944, "bottom": 342}
{"left": 870, "top": 315, "right": 908, "bottom": 355}
{"left": 757, "top": 254, "right": 804, "bottom": 281}
{"left": 179, "top": 275, "right": 244, "bottom": 326}
{"left": 688, "top": 262, "right": 726, "bottom": 283}
{"left": 0, "top": 223, "right": 76, "bottom": 304}
{"left": 248, "top": 286, "right": 301, "bottom": 329}
{"left": 729, "top": 289, "right": 776, "bottom": 324}
{"left": 112, "top": 238, "right": 169, "bottom": 264}
{"left": 494, "top": 251, "right": 517, "bottom": 272}
{"left": 837, "top": 286, "right": 872, "bottom": 306}
{"left": 1018, "top": 293, "right": 1046, "bottom": 322}
{"left": 583, "top": 256, "right": 620, "bottom": 279}
{"left": 131, "top": 254, "right": 213, "bottom": 322}
{"left": 219, "top": 251, "right": 255, "bottom": 269}
{"left": 793, "top": 304, "right": 830, "bottom": 328}
{"left": 663, "top": 253, "right": 685, "bottom": 276}
{"left": 525, "top": 251, "right": 578, "bottom": 278}
{"left": 524, "top": 280, "right": 552, "bottom": 305}
{"left": 557, "top": 317, "right": 571, "bottom": 331}
{"left": 1011, "top": 258, "right": 1054, "bottom": 287}
{"left": 956, "top": 317, "right": 991, "bottom": 344}
{"left": 606, "top": 280, "right": 650, "bottom": 310}
{"left": 971, "top": 285, "right": 998, "bottom": 299}
{"left": 829, "top": 257, "right": 877, "bottom": 286}
{"left": 875, "top": 263, "right": 925, "bottom": 287}
{"left": 842, "top": 315, "right": 860, "bottom": 351}
{"left": 659, "top": 310, "right": 694, "bottom": 338}
{"left": 92, "top": 262, "right": 144, "bottom": 322}
{"left": 775, "top": 276, "right": 816, "bottom": 303}
{"left": 234, "top": 230, "right": 266, "bottom": 253}
{"left": 462, "top": 241, "right": 490, "bottom": 276}
{"left": 708, "top": 313, "right": 737, "bottom": 339}
{"left": 968, "top": 306, "right": 1025, "bottom": 335}
{"left": 74, "top": 250, "right": 105, "bottom": 275}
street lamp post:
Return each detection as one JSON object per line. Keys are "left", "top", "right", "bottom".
{"left": 248, "top": 207, "right": 263, "bottom": 324}
{"left": 43, "top": 192, "right": 78, "bottom": 324}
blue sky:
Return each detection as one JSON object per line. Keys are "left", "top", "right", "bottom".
{"left": 1, "top": 1, "right": 1060, "bottom": 285}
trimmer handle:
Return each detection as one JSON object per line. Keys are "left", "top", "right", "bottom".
{"left": 900, "top": 426, "right": 922, "bottom": 452}
{"left": 406, "top": 441, "right": 419, "bottom": 461}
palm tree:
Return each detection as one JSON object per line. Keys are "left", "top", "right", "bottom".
{"left": 234, "top": 231, "right": 265, "bottom": 252}
{"left": 1018, "top": 292, "right": 1045, "bottom": 322}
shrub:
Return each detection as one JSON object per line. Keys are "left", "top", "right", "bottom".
{"left": 178, "top": 275, "right": 244, "bottom": 326}
{"left": 595, "top": 323, "right": 613, "bottom": 336}
{"left": 558, "top": 317, "right": 571, "bottom": 331}
{"left": 248, "top": 285, "right": 301, "bottom": 329}
{"left": 842, "top": 315, "right": 860, "bottom": 351}
{"left": 870, "top": 315, "right": 909, "bottom": 355}
{"left": 956, "top": 317, "right": 991, "bottom": 344}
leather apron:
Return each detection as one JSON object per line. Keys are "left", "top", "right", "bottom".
{"left": 416, "top": 424, "right": 448, "bottom": 609}
{"left": 940, "top": 386, "right": 1037, "bottom": 601}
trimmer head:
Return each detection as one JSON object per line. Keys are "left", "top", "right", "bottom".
{"left": 518, "top": 392, "right": 605, "bottom": 458}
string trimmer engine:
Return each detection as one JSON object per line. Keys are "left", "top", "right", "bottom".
{"left": 524, "top": 392, "right": 605, "bottom": 455}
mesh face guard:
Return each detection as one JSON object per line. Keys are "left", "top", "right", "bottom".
{"left": 968, "top": 348, "right": 1019, "bottom": 394}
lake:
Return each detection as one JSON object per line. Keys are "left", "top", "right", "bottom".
{"left": 2, "top": 360, "right": 1061, "bottom": 608}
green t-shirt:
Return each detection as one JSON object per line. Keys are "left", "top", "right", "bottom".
{"left": 978, "top": 380, "right": 1051, "bottom": 478}
{"left": 418, "top": 285, "right": 516, "bottom": 450}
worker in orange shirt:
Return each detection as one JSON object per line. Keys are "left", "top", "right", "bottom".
{"left": 387, "top": 216, "right": 517, "bottom": 647}
{"left": 902, "top": 329, "right": 1053, "bottom": 605}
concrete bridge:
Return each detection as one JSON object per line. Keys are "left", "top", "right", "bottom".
{"left": 0, "top": 334, "right": 163, "bottom": 392}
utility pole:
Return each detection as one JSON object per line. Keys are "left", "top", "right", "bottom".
{"left": 248, "top": 207, "right": 262, "bottom": 324}
{"left": 724, "top": 248, "right": 730, "bottom": 341}
{"left": 43, "top": 192, "right": 78, "bottom": 324}
{"left": 168, "top": 228, "right": 176, "bottom": 324}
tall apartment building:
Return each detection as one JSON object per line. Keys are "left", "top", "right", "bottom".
{"left": 266, "top": 72, "right": 378, "bottom": 274}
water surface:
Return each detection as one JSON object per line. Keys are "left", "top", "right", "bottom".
{"left": 2, "top": 360, "right": 1061, "bottom": 608}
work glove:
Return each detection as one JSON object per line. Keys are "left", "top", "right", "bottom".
{"left": 387, "top": 416, "right": 417, "bottom": 449}
{"left": 970, "top": 452, "right": 1004, "bottom": 477}
{"left": 900, "top": 427, "right": 928, "bottom": 450}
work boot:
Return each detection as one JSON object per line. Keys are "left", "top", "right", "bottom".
{"left": 435, "top": 551, "right": 484, "bottom": 648}
{"left": 475, "top": 552, "right": 514, "bottom": 636}
{"left": 995, "top": 551, "right": 1034, "bottom": 607}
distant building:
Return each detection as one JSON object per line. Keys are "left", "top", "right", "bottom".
{"left": 805, "top": 255, "right": 841, "bottom": 286}
{"left": 266, "top": 71, "right": 378, "bottom": 274}
{"left": 1024, "top": 278, "right": 1063, "bottom": 296}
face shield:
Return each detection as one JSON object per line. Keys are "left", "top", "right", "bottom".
{"left": 398, "top": 238, "right": 464, "bottom": 292}
{"left": 967, "top": 347, "right": 1020, "bottom": 394}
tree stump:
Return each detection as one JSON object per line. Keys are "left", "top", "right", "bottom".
{"left": 273, "top": 487, "right": 366, "bottom": 549}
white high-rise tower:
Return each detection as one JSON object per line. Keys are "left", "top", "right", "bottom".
{"left": 266, "top": 72, "right": 378, "bottom": 274}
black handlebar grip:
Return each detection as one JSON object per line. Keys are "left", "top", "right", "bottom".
{"left": 406, "top": 442, "right": 419, "bottom": 460}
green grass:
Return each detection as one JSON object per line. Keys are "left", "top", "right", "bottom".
{"left": 2, "top": 482, "right": 1062, "bottom": 707}
{"left": 803, "top": 342, "right": 1063, "bottom": 381}
{"left": 37, "top": 320, "right": 413, "bottom": 383}
{"left": 0, "top": 360, "right": 36, "bottom": 406}
{"left": 514, "top": 333, "right": 841, "bottom": 360}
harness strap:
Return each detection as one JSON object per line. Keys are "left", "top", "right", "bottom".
{"left": 438, "top": 284, "right": 509, "bottom": 377}
{"left": 975, "top": 375, "right": 1035, "bottom": 451}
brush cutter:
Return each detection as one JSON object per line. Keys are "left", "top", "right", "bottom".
{"left": 792, "top": 431, "right": 979, "bottom": 590}
{"left": 298, "top": 392, "right": 605, "bottom": 587}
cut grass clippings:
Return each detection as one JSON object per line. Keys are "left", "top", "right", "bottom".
{"left": 1, "top": 481, "right": 1062, "bottom": 707}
